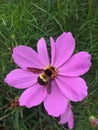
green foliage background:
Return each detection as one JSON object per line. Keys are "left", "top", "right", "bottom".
{"left": 0, "top": 0, "right": 98, "bottom": 130}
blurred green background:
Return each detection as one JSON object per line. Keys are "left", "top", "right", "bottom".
{"left": 0, "top": 0, "right": 98, "bottom": 130}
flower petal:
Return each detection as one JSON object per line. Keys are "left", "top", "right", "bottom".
{"left": 52, "top": 32, "right": 75, "bottom": 67}
{"left": 50, "top": 36, "right": 55, "bottom": 65}
{"left": 4, "top": 69, "right": 38, "bottom": 89}
{"left": 19, "top": 84, "right": 47, "bottom": 108}
{"left": 59, "top": 103, "right": 72, "bottom": 124}
{"left": 55, "top": 76, "right": 88, "bottom": 102}
{"left": 68, "top": 109, "right": 74, "bottom": 130}
{"left": 59, "top": 52, "right": 91, "bottom": 76}
{"left": 44, "top": 81, "right": 68, "bottom": 117}
{"left": 59, "top": 103, "right": 74, "bottom": 130}
{"left": 37, "top": 38, "right": 50, "bottom": 67}
{"left": 12, "top": 45, "right": 44, "bottom": 69}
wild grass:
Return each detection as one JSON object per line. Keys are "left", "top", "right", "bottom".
{"left": 0, "top": 0, "right": 98, "bottom": 130}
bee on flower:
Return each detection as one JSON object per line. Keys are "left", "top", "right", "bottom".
{"left": 4, "top": 32, "right": 91, "bottom": 129}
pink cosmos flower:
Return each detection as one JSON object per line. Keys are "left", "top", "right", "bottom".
{"left": 4, "top": 32, "right": 91, "bottom": 117}
{"left": 59, "top": 103, "right": 74, "bottom": 130}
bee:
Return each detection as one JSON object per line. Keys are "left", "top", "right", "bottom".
{"left": 27, "top": 66, "right": 57, "bottom": 93}
{"left": 37, "top": 66, "right": 56, "bottom": 85}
